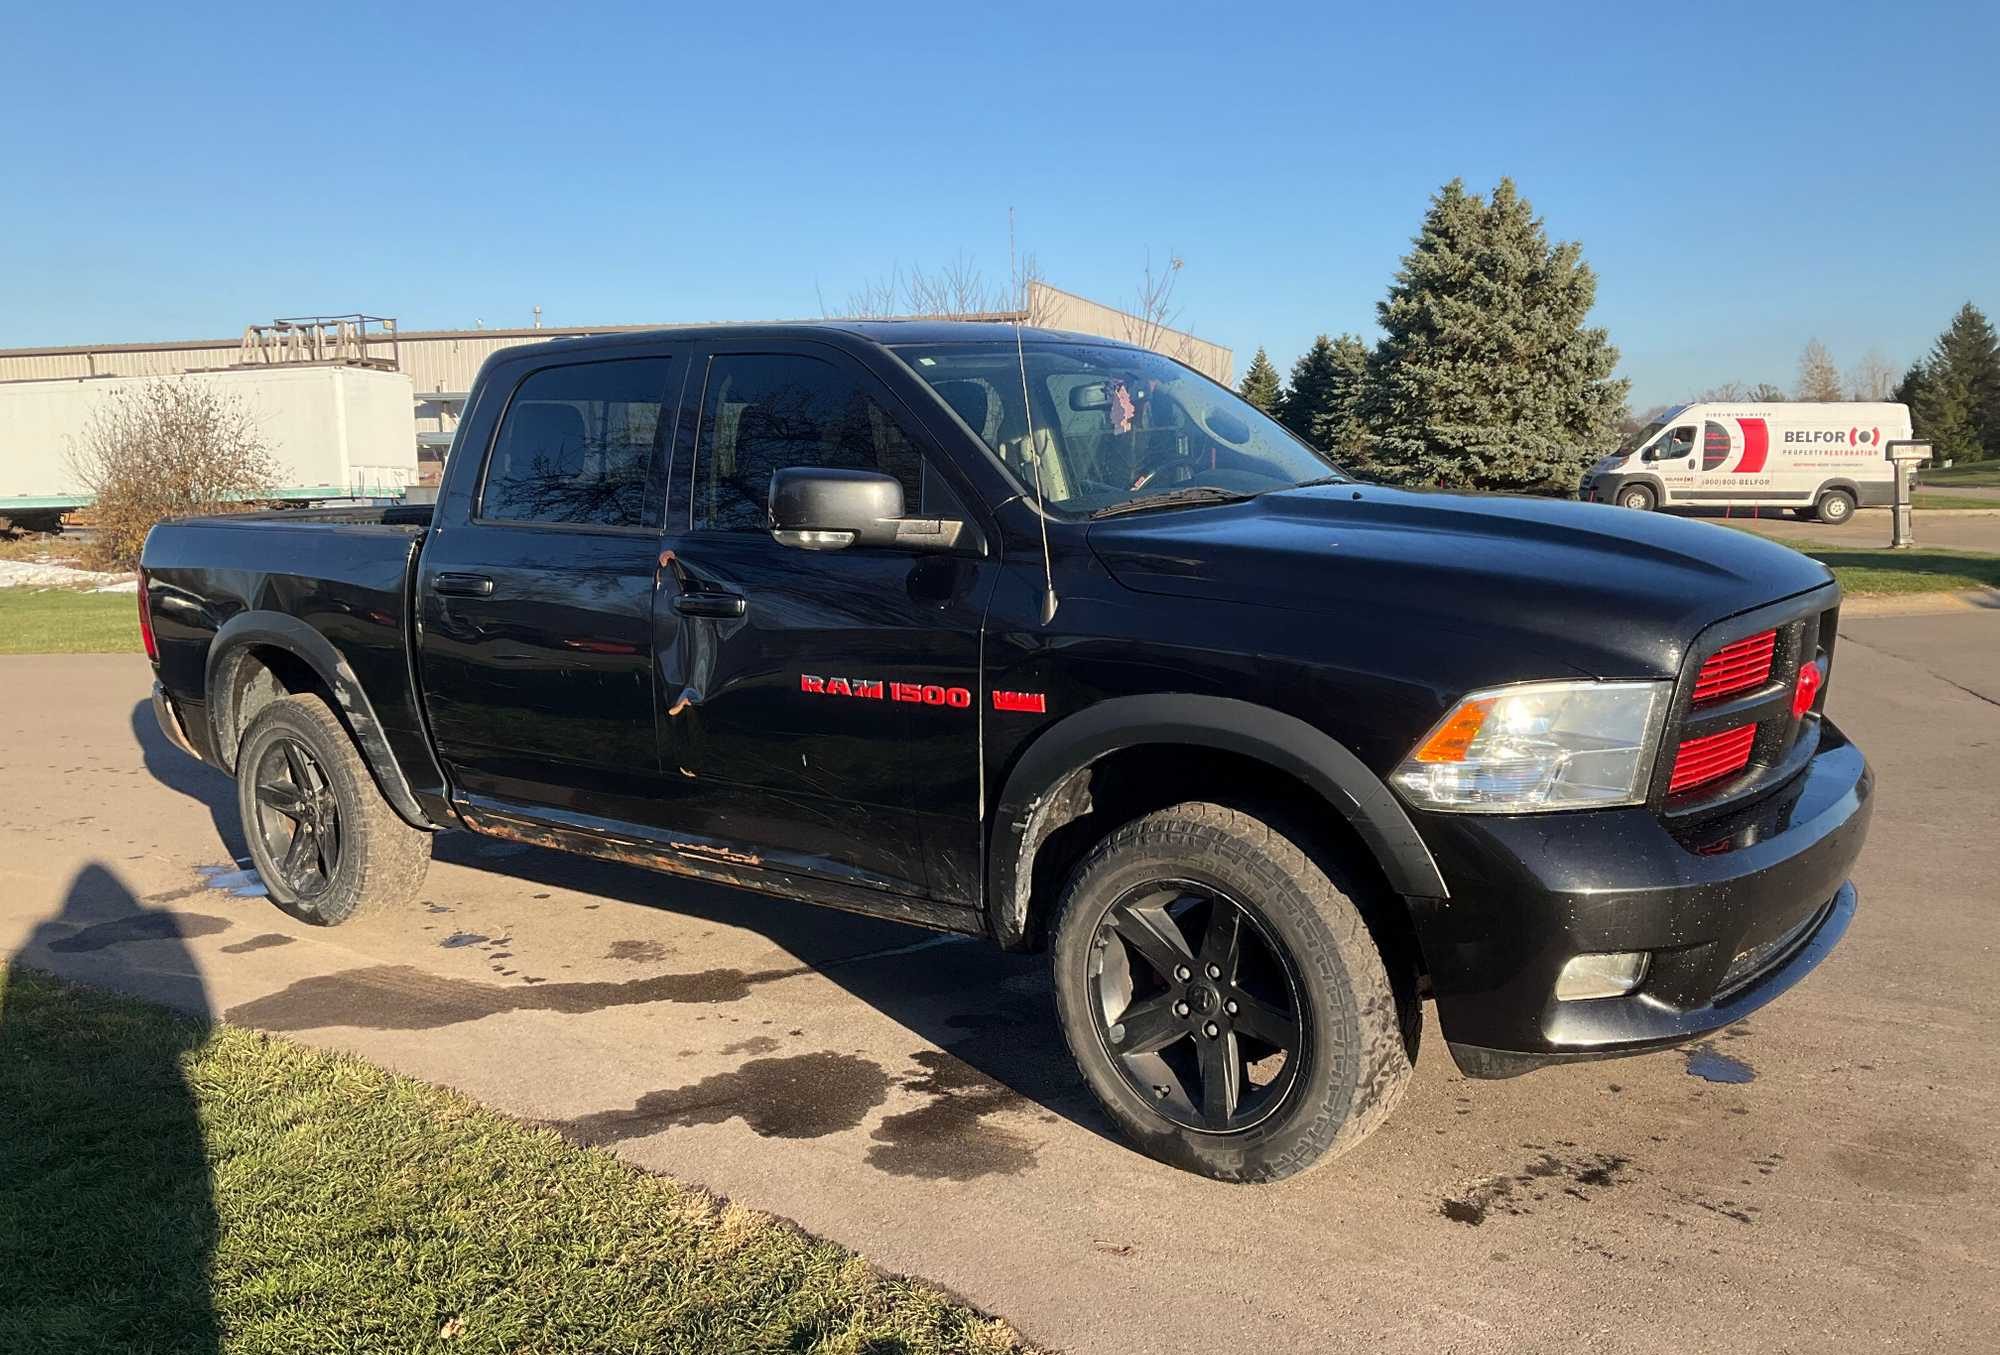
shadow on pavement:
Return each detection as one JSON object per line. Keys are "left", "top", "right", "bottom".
{"left": 126, "top": 701, "right": 1108, "bottom": 1151}
{"left": 0, "top": 864, "right": 220, "bottom": 1351}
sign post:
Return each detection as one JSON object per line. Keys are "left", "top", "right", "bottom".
{"left": 1884, "top": 440, "right": 1933, "bottom": 549}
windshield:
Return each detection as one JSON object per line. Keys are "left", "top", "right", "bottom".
{"left": 1617, "top": 413, "right": 1675, "bottom": 457}
{"left": 892, "top": 341, "right": 1344, "bottom": 516}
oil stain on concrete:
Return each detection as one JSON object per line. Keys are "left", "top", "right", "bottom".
{"left": 49, "top": 911, "right": 231, "bottom": 953}
{"left": 225, "top": 961, "right": 810, "bottom": 1032}
{"left": 1438, "top": 1149, "right": 1636, "bottom": 1226}
{"left": 867, "top": 1049, "right": 1038, "bottom": 1180}
{"left": 557, "top": 1052, "right": 891, "bottom": 1144}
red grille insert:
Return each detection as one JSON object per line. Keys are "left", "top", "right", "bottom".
{"left": 1670, "top": 724, "right": 1757, "bottom": 794}
{"left": 1692, "top": 630, "right": 1776, "bottom": 703}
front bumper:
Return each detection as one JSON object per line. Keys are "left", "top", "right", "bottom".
{"left": 1408, "top": 718, "right": 1872, "bottom": 1077}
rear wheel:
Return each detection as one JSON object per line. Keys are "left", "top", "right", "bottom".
{"left": 1617, "top": 484, "right": 1657, "bottom": 512}
{"left": 235, "top": 694, "right": 430, "bottom": 926}
{"left": 1050, "top": 802, "right": 1412, "bottom": 1183}
{"left": 1812, "top": 487, "right": 1857, "bottom": 525}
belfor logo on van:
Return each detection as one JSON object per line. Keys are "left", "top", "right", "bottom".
{"left": 1780, "top": 427, "right": 1883, "bottom": 446}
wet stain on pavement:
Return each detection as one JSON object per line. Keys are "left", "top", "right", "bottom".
{"left": 557, "top": 1052, "right": 891, "bottom": 1144}
{"left": 722, "top": 1035, "right": 782, "bottom": 1056}
{"left": 220, "top": 933, "right": 295, "bottom": 954}
{"left": 606, "top": 939, "right": 671, "bottom": 963}
{"left": 49, "top": 911, "right": 231, "bottom": 953}
{"left": 1832, "top": 1126, "right": 1975, "bottom": 1197}
{"left": 1439, "top": 1150, "right": 1636, "bottom": 1226}
{"left": 867, "top": 1049, "right": 1038, "bottom": 1180}
{"left": 225, "top": 961, "right": 809, "bottom": 1031}
{"left": 1684, "top": 1043, "right": 1756, "bottom": 1084}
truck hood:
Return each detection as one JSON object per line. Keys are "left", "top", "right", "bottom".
{"left": 1086, "top": 484, "right": 1835, "bottom": 679}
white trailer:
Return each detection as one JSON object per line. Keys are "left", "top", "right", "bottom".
{"left": 0, "top": 364, "right": 417, "bottom": 528}
{"left": 1580, "top": 402, "right": 1912, "bottom": 524}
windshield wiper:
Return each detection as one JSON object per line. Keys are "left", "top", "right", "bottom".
{"left": 1089, "top": 486, "right": 1260, "bottom": 519}
{"left": 1291, "top": 473, "right": 1351, "bottom": 488}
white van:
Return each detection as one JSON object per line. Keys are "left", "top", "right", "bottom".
{"left": 1579, "top": 402, "right": 1911, "bottom": 525}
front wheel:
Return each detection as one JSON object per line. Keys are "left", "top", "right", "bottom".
{"left": 1617, "top": 484, "right": 1658, "bottom": 512}
{"left": 1050, "top": 803, "right": 1413, "bottom": 1183}
{"left": 236, "top": 693, "right": 431, "bottom": 925}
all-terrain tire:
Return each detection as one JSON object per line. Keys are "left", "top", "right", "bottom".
{"left": 235, "top": 693, "right": 430, "bottom": 926}
{"left": 1050, "top": 802, "right": 1413, "bottom": 1183}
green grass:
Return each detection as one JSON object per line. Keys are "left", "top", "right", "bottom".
{"left": 1913, "top": 492, "right": 2000, "bottom": 509}
{"left": 1918, "top": 462, "right": 2000, "bottom": 488}
{"left": 1793, "top": 542, "right": 2000, "bottom": 596}
{"left": 0, "top": 588, "right": 141, "bottom": 654}
{"left": 0, "top": 968, "right": 1027, "bottom": 1355}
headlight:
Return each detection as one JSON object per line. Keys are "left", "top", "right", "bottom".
{"left": 1391, "top": 680, "right": 1669, "bottom": 813}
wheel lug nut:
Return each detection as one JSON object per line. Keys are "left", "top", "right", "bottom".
{"left": 1109, "top": 1023, "right": 1126, "bottom": 1044}
{"left": 1175, "top": 965, "right": 1191, "bottom": 981}
{"left": 1174, "top": 1001, "right": 1190, "bottom": 1017}
{"left": 1206, "top": 964, "right": 1221, "bottom": 980}
{"left": 1226, "top": 1000, "right": 1239, "bottom": 1015}
{"left": 1204, "top": 1022, "right": 1219, "bottom": 1038}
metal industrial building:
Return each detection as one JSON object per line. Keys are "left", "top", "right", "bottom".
{"left": 0, "top": 286, "right": 1232, "bottom": 501}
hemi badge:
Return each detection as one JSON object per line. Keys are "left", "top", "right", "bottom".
{"left": 992, "top": 690, "right": 1047, "bottom": 713}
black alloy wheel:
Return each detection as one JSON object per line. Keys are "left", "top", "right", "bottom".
{"left": 251, "top": 734, "right": 343, "bottom": 900}
{"left": 1089, "top": 880, "right": 1308, "bottom": 1133}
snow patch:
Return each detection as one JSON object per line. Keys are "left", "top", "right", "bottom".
{"left": 0, "top": 557, "right": 134, "bottom": 591}
{"left": 197, "top": 864, "right": 269, "bottom": 898}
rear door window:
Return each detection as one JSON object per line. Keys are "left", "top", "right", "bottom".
{"left": 481, "top": 357, "right": 674, "bottom": 529}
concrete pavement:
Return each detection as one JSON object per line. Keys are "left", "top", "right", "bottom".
{"left": 3, "top": 631, "right": 1997, "bottom": 1353}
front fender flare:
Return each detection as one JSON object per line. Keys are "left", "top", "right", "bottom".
{"left": 985, "top": 693, "right": 1447, "bottom": 950}
{"left": 205, "top": 611, "right": 435, "bottom": 829}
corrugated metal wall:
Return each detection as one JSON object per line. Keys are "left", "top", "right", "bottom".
{"left": 1027, "top": 283, "right": 1234, "bottom": 384}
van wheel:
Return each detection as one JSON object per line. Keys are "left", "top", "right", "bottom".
{"left": 1050, "top": 802, "right": 1412, "bottom": 1183}
{"left": 1617, "top": 485, "right": 1657, "bottom": 512}
{"left": 235, "top": 694, "right": 431, "bottom": 926}
{"left": 1812, "top": 488, "right": 1856, "bottom": 525}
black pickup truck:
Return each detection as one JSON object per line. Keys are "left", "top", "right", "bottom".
{"left": 142, "top": 322, "right": 1872, "bottom": 1181}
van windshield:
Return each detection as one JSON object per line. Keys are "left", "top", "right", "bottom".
{"left": 1618, "top": 415, "right": 1672, "bottom": 457}
{"left": 892, "top": 341, "right": 1343, "bottom": 516}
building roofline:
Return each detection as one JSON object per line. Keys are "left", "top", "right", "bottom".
{"left": 0, "top": 323, "right": 672, "bottom": 360}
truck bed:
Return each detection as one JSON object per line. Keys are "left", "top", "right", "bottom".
{"left": 143, "top": 510, "right": 444, "bottom": 812}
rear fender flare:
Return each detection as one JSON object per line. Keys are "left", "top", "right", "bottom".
{"left": 205, "top": 612, "right": 434, "bottom": 829}
{"left": 985, "top": 693, "right": 1447, "bottom": 950}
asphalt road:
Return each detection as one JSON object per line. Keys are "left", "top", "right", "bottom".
{"left": 3, "top": 622, "right": 1997, "bottom": 1353}
{"left": 1698, "top": 506, "right": 2000, "bottom": 554}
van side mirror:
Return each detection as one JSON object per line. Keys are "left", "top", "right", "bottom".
{"left": 767, "top": 467, "right": 967, "bottom": 553}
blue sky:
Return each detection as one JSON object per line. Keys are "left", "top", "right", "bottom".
{"left": 3, "top": 0, "right": 1993, "bottom": 408}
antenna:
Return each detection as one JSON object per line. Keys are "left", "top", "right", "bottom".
{"left": 1011, "top": 208, "right": 1059, "bottom": 625}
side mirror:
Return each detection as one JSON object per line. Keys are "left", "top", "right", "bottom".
{"left": 767, "top": 467, "right": 968, "bottom": 553}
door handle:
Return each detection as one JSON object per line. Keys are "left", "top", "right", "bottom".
{"left": 673, "top": 591, "right": 747, "bottom": 619}
{"left": 435, "top": 572, "right": 495, "bottom": 597}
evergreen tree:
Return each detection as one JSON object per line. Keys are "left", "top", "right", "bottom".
{"left": 1891, "top": 361, "right": 1925, "bottom": 411}
{"left": 1911, "top": 303, "right": 2000, "bottom": 461}
{"left": 1237, "top": 347, "right": 1282, "bottom": 413}
{"left": 1278, "top": 334, "right": 1370, "bottom": 462}
{"left": 1360, "top": 178, "right": 1628, "bottom": 490}
{"left": 1795, "top": 339, "right": 1843, "bottom": 401}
